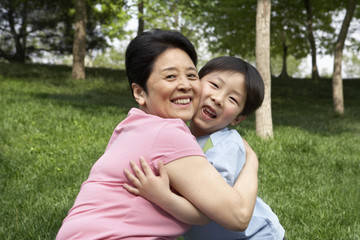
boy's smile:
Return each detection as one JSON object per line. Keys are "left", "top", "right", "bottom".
{"left": 190, "top": 71, "right": 247, "bottom": 137}
{"left": 202, "top": 105, "right": 217, "bottom": 119}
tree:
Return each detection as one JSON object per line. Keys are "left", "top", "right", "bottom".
{"left": 303, "top": 0, "right": 320, "bottom": 81}
{"left": 192, "top": 0, "right": 310, "bottom": 78}
{"left": 0, "top": 0, "right": 114, "bottom": 63}
{"left": 255, "top": 0, "right": 273, "bottom": 139}
{"left": 72, "top": 0, "right": 87, "bottom": 79}
{"left": 0, "top": 0, "right": 69, "bottom": 62}
{"left": 270, "top": 0, "right": 309, "bottom": 79}
{"left": 193, "top": 0, "right": 258, "bottom": 58}
{"left": 332, "top": 0, "right": 358, "bottom": 115}
{"left": 137, "top": 0, "right": 144, "bottom": 35}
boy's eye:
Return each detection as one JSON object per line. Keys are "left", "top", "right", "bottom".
{"left": 210, "top": 82, "right": 218, "bottom": 88}
{"left": 229, "top": 97, "right": 238, "bottom": 104}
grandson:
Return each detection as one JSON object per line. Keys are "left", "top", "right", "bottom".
{"left": 125, "top": 56, "right": 285, "bottom": 239}
{"left": 184, "top": 56, "right": 285, "bottom": 239}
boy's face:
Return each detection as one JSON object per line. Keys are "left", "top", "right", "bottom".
{"left": 191, "top": 71, "right": 247, "bottom": 137}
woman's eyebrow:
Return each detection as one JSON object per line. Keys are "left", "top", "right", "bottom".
{"left": 187, "top": 66, "right": 197, "bottom": 71}
{"left": 162, "top": 66, "right": 197, "bottom": 72}
{"left": 162, "top": 67, "right": 177, "bottom": 71}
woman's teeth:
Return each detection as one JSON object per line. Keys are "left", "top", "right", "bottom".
{"left": 173, "top": 99, "right": 190, "bottom": 104}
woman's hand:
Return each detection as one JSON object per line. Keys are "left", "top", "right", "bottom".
{"left": 242, "top": 138, "right": 255, "bottom": 156}
{"left": 242, "top": 139, "right": 258, "bottom": 167}
{"left": 123, "top": 157, "right": 172, "bottom": 204}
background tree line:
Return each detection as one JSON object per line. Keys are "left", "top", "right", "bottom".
{"left": 0, "top": 0, "right": 359, "bottom": 138}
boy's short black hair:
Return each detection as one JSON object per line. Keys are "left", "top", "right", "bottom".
{"left": 125, "top": 29, "right": 197, "bottom": 94}
{"left": 199, "top": 56, "right": 264, "bottom": 116}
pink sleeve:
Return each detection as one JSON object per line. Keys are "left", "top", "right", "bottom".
{"left": 150, "top": 121, "right": 205, "bottom": 170}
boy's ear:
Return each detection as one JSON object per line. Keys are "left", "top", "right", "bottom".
{"left": 132, "top": 83, "right": 146, "bottom": 106}
{"left": 231, "top": 115, "right": 247, "bottom": 125}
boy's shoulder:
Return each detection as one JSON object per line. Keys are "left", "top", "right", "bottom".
{"left": 209, "top": 128, "right": 244, "bottom": 148}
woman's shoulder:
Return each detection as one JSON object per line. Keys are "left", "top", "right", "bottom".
{"left": 124, "top": 108, "right": 193, "bottom": 141}
{"left": 128, "top": 108, "right": 187, "bottom": 127}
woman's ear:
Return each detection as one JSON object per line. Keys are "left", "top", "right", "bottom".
{"left": 132, "top": 83, "right": 146, "bottom": 106}
{"left": 231, "top": 115, "right": 247, "bottom": 126}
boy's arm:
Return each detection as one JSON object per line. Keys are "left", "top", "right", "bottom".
{"left": 124, "top": 157, "right": 210, "bottom": 225}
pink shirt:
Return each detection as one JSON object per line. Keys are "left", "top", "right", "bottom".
{"left": 57, "top": 108, "right": 205, "bottom": 240}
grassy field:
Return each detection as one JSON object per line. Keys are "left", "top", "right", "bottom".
{"left": 1, "top": 63, "right": 359, "bottom": 239}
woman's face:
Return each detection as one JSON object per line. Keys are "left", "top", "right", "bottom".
{"left": 135, "top": 48, "right": 201, "bottom": 121}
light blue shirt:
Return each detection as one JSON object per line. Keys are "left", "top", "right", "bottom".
{"left": 184, "top": 128, "right": 285, "bottom": 240}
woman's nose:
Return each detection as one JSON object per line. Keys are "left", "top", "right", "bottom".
{"left": 177, "top": 77, "right": 192, "bottom": 91}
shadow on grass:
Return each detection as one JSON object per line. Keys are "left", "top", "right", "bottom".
{"left": 0, "top": 62, "right": 137, "bottom": 112}
{"left": 270, "top": 77, "right": 360, "bottom": 136}
{"left": 0, "top": 62, "right": 127, "bottom": 83}
{"left": 34, "top": 88, "right": 137, "bottom": 113}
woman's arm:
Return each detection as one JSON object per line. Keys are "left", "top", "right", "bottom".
{"left": 165, "top": 142, "right": 258, "bottom": 231}
{"left": 124, "top": 157, "right": 210, "bottom": 225}
{"left": 124, "top": 143, "right": 258, "bottom": 231}
{"left": 232, "top": 139, "right": 258, "bottom": 222}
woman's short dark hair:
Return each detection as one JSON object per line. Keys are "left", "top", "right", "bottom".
{"left": 125, "top": 29, "right": 197, "bottom": 94}
{"left": 199, "top": 56, "right": 264, "bottom": 116}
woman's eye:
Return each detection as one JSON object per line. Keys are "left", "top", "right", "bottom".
{"left": 166, "top": 75, "right": 176, "bottom": 79}
{"left": 187, "top": 74, "right": 198, "bottom": 80}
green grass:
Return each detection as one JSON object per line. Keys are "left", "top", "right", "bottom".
{"left": 1, "top": 63, "right": 359, "bottom": 239}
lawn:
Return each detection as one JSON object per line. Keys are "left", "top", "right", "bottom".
{"left": 1, "top": 63, "right": 359, "bottom": 239}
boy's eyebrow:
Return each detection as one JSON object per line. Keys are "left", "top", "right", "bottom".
{"left": 215, "top": 75, "right": 225, "bottom": 84}
{"left": 216, "top": 75, "right": 245, "bottom": 97}
{"left": 233, "top": 88, "right": 244, "bottom": 97}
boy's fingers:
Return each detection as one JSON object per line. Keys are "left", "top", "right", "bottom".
{"left": 130, "top": 160, "right": 145, "bottom": 181}
{"left": 124, "top": 169, "right": 141, "bottom": 187}
{"left": 123, "top": 183, "right": 140, "bottom": 195}
{"left": 158, "top": 160, "right": 168, "bottom": 179}
{"left": 139, "top": 157, "right": 154, "bottom": 176}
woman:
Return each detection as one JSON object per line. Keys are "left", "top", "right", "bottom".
{"left": 57, "top": 29, "right": 258, "bottom": 239}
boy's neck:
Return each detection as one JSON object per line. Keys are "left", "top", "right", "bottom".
{"left": 190, "top": 121, "right": 225, "bottom": 138}
{"left": 189, "top": 122, "right": 205, "bottom": 138}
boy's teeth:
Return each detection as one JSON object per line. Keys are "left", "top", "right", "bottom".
{"left": 173, "top": 99, "right": 190, "bottom": 104}
{"left": 204, "top": 107, "right": 216, "bottom": 118}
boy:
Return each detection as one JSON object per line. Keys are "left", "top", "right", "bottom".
{"left": 125, "top": 56, "right": 285, "bottom": 239}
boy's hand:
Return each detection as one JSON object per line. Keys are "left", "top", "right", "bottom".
{"left": 123, "top": 157, "right": 172, "bottom": 204}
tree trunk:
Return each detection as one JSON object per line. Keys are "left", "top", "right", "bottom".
{"left": 255, "top": 0, "right": 273, "bottom": 139}
{"left": 303, "top": 0, "right": 320, "bottom": 81}
{"left": 279, "top": 29, "right": 289, "bottom": 79}
{"left": 7, "top": 1, "right": 26, "bottom": 62}
{"left": 72, "top": 0, "right": 87, "bottom": 80}
{"left": 137, "top": 0, "right": 144, "bottom": 35}
{"left": 332, "top": 0, "right": 357, "bottom": 115}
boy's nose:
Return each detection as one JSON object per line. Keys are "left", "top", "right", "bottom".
{"left": 211, "top": 94, "right": 222, "bottom": 107}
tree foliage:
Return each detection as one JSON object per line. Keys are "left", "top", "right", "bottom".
{"left": 0, "top": 0, "right": 120, "bottom": 63}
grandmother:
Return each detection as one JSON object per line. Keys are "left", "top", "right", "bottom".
{"left": 57, "top": 29, "right": 258, "bottom": 239}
